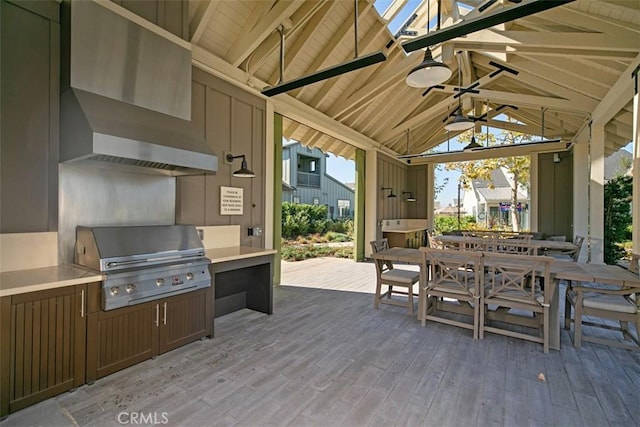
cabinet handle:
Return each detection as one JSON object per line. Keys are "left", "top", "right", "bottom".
{"left": 163, "top": 302, "right": 167, "bottom": 325}
{"left": 155, "top": 304, "right": 159, "bottom": 327}
{"left": 80, "top": 289, "right": 85, "bottom": 317}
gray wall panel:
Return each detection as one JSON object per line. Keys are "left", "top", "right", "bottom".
{"left": 178, "top": 68, "right": 266, "bottom": 247}
{"left": 1, "top": 0, "right": 58, "bottom": 232}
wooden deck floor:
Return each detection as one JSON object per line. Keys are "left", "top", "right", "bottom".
{"left": 2, "top": 257, "right": 639, "bottom": 426}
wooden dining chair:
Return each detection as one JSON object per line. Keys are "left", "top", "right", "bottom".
{"left": 631, "top": 253, "right": 640, "bottom": 274}
{"left": 481, "top": 252, "right": 554, "bottom": 353}
{"left": 546, "top": 235, "right": 584, "bottom": 261}
{"left": 370, "top": 239, "right": 420, "bottom": 315}
{"left": 492, "top": 239, "right": 538, "bottom": 255}
{"left": 564, "top": 261, "right": 640, "bottom": 351}
{"left": 418, "top": 248, "right": 484, "bottom": 338}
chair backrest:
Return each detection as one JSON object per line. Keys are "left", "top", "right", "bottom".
{"left": 547, "top": 235, "right": 566, "bottom": 242}
{"left": 420, "top": 247, "right": 484, "bottom": 297}
{"left": 370, "top": 239, "right": 392, "bottom": 273}
{"left": 461, "top": 236, "right": 493, "bottom": 252}
{"left": 370, "top": 238, "right": 389, "bottom": 254}
{"left": 572, "top": 235, "right": 585, "bottom": 261}
{"left": 426, "top": 229, "right": 441, "bottom": 249}
{"left": 483, "top": 252, "right": 553, "bottom": 304}
{"left": 630, "top": 253, "right": 640, "bottom": 275}
{"left": 492, "top": 239, "right": 538, "bottom": 255}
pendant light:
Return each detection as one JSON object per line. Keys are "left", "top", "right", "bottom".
{"left": 463, "top": 101, "right": 482, "bottom": 150}
{"left": 445, "top": 52, "right": 474, "bottom": 132}
{"left": 463, "top": 134, "right": 482, "bottom": 150}
{"left": 405, "top": 0, "right": 451, "bottom": 88}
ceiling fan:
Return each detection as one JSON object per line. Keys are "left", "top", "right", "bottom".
{"left": 401, "top": 0, "right": 575, "bottom": 53}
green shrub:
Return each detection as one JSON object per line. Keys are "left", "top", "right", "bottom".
{"left": 604, "top": 175, "right": 632, "bottom": 264}
{"left": 281, "top": 202, "right": 329, "bottom": 238}
{"left": 434, "top": 215, "right": 476, "bottom": 234}
{"left": 325, "top": 231, "right": 350, "bottom": 242}
{"left": 280, "top": 243, "right": 354, "bottom": 261}
{"left": 326, "top": 219, "right": 354, "bottom": 236}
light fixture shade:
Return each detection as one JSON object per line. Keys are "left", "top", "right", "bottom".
{"left": 405, "top": 48, "right": 452, "bottom": 88}
{"left": 226, "top": 153, "right": 255, "bottom": 178}
{"left": 403, "top": 191, "right": 417, "bottom": 202}
{"left": 233, "top": 159, "right": 255, "bottom": 178}
{"left": 445, "top": 113, "right": 474, "bottom": 132}
{"left": 382, "top": 187, "right": 396, "bottom": 198}
{"left": 463, "top": 136, "right": 482, "bottom": 150}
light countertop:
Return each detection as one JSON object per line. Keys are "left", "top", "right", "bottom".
{"left": 0, "top": 265, "right": 103, "bottom": 298}
{"left": 205, "top": 246, "right": 277, "bottom": 263}
{"left": 382, "top": 228, "right": 428, "bottom": 234}
{"left": 1, "top": 246, "right": 277, "bottom": 297}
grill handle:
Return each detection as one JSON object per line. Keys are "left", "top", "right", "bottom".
{"left": 155, "top": 304, "right": 159, "bottom": 327}
{"left": 105, "top": 253, "right": 204, "bottom": 269}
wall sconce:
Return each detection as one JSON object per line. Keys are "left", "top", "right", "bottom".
{"left": 225, "top": 153, "right": 255, "bottom": 178}
{"left": 553, "top": 153, "right": 561, "bottom": 163}
{"left": 402, "top": 191, "right": 416, "bottom": 202}
{"left": 381, "top": 187, "right": 396, "bottom": 198}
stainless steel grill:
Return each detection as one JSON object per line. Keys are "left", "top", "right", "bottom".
{"left": 75, "top": 225, "right": 211, "bottom": 310}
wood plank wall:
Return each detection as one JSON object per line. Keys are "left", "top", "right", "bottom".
{"left": 176, "top": 68, "right": 266, "bottom": 248}
{"left": 377, "top": 154, "right": 430, "bottom": 221}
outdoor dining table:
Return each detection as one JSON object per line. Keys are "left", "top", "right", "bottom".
{"left": 435, "top": 234, "right": 579, "bottom": 252}
{"left": 371, "top": 247, "right": 640, "bottom": 351}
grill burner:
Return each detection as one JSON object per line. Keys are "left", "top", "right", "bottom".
{"left": 75, "top": 225, "right": 211, "bottom": 310}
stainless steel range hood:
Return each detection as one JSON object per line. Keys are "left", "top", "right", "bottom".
{"left": 60, "top": 0, "right": 217, "bottom": 176}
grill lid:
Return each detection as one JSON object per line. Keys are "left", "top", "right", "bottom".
{"left": 75, "top": 225, "right": 206, "bottom": 272}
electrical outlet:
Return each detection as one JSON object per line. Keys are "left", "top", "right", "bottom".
{"left": 247, "top": 226, "right": 262, "bottom": 237}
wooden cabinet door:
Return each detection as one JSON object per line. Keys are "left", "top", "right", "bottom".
{"left": 86, "top": 302, "right": 158, "bottom": 383}
{"left": 157, "top": 288, "right": 212, "bottom": 354}
{"left": 0, "top": 285, "right": 85, "bottom": 415}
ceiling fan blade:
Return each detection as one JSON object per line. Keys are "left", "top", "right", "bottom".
{"left": 479, "top": 0, "right": 500, "bottom": 14}
{"left": 467, "top": 138, "right": 562, "bottom": 152}
{"left": 402, "top": 0, "right": 575, "bottom": 53}
{"left": 397, "top": 150, "right": 464, "bottom": 160}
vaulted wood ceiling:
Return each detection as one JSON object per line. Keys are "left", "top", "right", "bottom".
{"left": 188, "top": 0, "right": 639, "bottom": 160}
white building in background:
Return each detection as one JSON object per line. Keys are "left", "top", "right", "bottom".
{"left": 462, "top": 168, "right": 530, "bottom": 230}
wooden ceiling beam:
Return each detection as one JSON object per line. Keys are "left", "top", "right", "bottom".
{"left": 190, "top": 0, "right": 218, "bottom": 44}
{"left": 225, "top": 0, "right": 305, "bottom": 67}
{"left": 592, "top": 52, "right": 640, "bottom": 125}
{"left": 447, "top": 30, "right": 639, "bottom": 53}
{"left": 381, "top": 0, "right": 410, "bottom": 22}
{"left": 245, "top": 1, "right": 327, "bottom": 73}
{"left": 266, "top": 1, "right": 336, "bottom": 85}
{"left": 291, "top": 0, "right": 376, "bottom": 99}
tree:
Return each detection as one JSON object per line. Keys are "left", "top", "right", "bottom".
{"left": 445, "top": 127, "right": 532, "bottom": 231}
{"left": 603, "top": 175, "right": 632, "bottom": 264}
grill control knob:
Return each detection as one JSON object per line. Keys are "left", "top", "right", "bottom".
{"left": 110, "top": 286, "right": 120, "bottom": 296}
{"left": 126, "top": 284, "right": 136, "bottom": 293}
{"left": 186, "top": 273, "right": 194, "bottom": 280}
{"left": 156, "top": 278, "right": 165, "bottom": 286}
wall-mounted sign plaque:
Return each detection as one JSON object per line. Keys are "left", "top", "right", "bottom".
{"left": 220, "top": 186, "right": 243, "bottom": 215}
